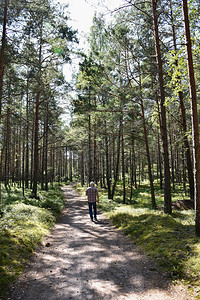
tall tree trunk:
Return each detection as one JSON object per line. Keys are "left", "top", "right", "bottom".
{"left": 96, "top": 146, "right": 100, "bottom": 183}
{"left": 15, "top": 127, "right": 19, "bottom": 184}
{"left": 93, "top": 97, "right": 97, "bottom": 183}
{"left": 130, "top": 136, "right": 135, "bottom": 201}
{"left": 93, "top": 122, "right": 97, "bottom": 183}
{"left": 121, "top": 114, "right": 126, "bottom": 204}
{"left": 141, "top": 101, "right": 156, "bottom": 209}
{"left": 170, "top": 0, "right": 194, "bottom": 200}
{"left": 155, "top": 93, "right": 163, "bottom": 190}
{"left": 69, "top": 150, "right": 73, "bottom": 182}
{"left": 19, "top": 119, "right": 22, "bottom": 187}
{"left": 182, "top": 146, "right": 187, "bottom": 194}
{"left": 169, "top": 125, "right": 175, "bottom": 191}
{"left": 22, "top": 129, "right": 25, "bottom": 196}
{"left": 138, "top": 153, "right": 141, "bottom": 187}
{"left": 102, "top": 150, "right": 106, "bottom": 188}
{"left": 45, "top": 101, "right": 48, "bottom": 191}
{"left": 111, "top": 120, "right": 121, "bottom": 199}
{"left": 105, "top": 124, "right": 112, "bottom": 198}
{"left": 41, "top": 122, "right": 45, "bottom": 190}
{"left": 81, "top": 147, "right": 84, "bottom": 186}
{"left": 0, "top": 0, "right": 8, "bottom": 116}
{"left": 180, "top": 90, "right": 194, "bottom": 199}
{"left": 157, "top": 132, "right": 163, "bottom": 189}
{"left": 0, "top": 0, "right": 8, "bottom": 207}
{"left": 182, "top": 0, "right": 200, "bottom": 235}
{"left": 112, "top": 134, "right": 116, "bottom": 179}
{"left": 88, "top": 112, "right": 92, "bottom": 183}
{"left": 30, "top": 111, "right": 34, "bottom": 189}
{"left": 11, "top": 131, "right": 15, "bottom": 184}
{"left": 51, "top": 140, "right": 55, "bottom": 185}
{"left": 151, "top": 0, "right": 172, "bottom": 213}
{"left": 32, "top": 23, "right": 42, "bottom": 198}
{"left": 138, "top": 62, "right": 156, "bottom": 209}
{"left": 25, "top": 77, "right": 30, "bottom": 188}
{"left": 4, "top": 106, "right": 10, "bottom": 187}
{"left": 99, "top": 152, "right": 103, "bottom": 188}
{"left": 88, "top": 90, "right": 92, "bottom": 183}
{"left": 32, "top": 83, "right": 40, "bottom": 197}
{"left": 133, "top": 142, "right": 137, "bottom": 189}
{"left": 0, "top": 141, "right": 6, "bottom": 212}
{"left": 65, "top": 146, "right": 68, "bottom": 180}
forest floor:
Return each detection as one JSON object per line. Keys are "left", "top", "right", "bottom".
{"left": 5, "top": 185, "right": 194, "bottom": 300}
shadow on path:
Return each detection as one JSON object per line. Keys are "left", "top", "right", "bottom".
{"left": 6, "top": 185, "right": 190, "bottom": 300}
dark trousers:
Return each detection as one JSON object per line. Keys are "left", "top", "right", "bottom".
{"left": 88, "top": 202, "right": 97, "bottom": 220}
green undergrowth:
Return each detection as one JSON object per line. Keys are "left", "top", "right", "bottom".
{"left": 1, "top": 184, "right": 65, "bottom": 218}
{"left": 0, "top": 184, "right": 65, "bottom": 298}
{"left": 75, "top": 182, "right": 200, "bottom": 297}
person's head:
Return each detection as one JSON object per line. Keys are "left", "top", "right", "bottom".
{"left": 90, "top": 181, "right": 95, "bottom": 187}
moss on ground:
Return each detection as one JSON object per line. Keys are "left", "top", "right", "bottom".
{"left": 0, "top": 184, "right": 65, "bottom": 298}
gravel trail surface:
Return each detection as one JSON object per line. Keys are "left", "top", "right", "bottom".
{"left": 6, "top": 185, "right": 192, "bottom": 300}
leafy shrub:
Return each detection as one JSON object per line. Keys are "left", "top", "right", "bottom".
{"left": 40, "top": 196, "right": 65, "bottom": 216}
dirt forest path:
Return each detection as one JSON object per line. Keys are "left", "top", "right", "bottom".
{"left": 6, "top": 185, "right": 192, "bottom": 300}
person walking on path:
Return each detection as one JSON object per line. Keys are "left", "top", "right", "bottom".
{"left": 86, "top": 181, "right": 99, "bottom": 222}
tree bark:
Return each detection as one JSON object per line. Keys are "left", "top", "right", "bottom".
{"left": 182, "top": 0, "right": 200, "bottom": 235}
{"left": 41, "top": 122, "right": 45, "bottom": 190}
{"left": 81, "top": 147, "right": 84, "bottom": 186}
{"left": 169, "top": 125, "right": 175, "bottom": 191}
{"left": 4, "top": 106, "right": 10, "bottom": 186}
{"left": 121, "top": 114, "right": 126, "bottom": 204}
{"left": 88, "top": 90, "right": 93, "bottom": 184}
{"left": 130, "top": 136, "right": 135, "bottom": 201}
{"left": 0, "top": 0, "right": 8, "bottom": 116}
{"left": 30, "top": 110, "right": 34, "bottom": 190}
{"left": 157, "top": 132, "right": 163, "bottom": 189}
{"left": 151, "top": 0, "right": 172, "bottom": 213}
{"left": 102, "top": 150, "right": 106, "bottom": 188}
{"left": 170, "top": 0, "right": 194, "bottom": 200}
{"left": 180, "top": 91, "right": 194, "bottom": 200}
{"left": 138, "top": 62, "right": 156, "bottom": 209}
{"left": 25, "top": 77, "right": 30, "bottom": 188}
{"left": 22, "top": 129, "right": 25, "bottom": 196}
{"left": 32, "top": 22, "right": 42, "bottom": 198}
{"left": 69, "top": 150, "right": 73, "bottom": 182}
{"left": 141, "top": 101, "right": 156, "bottom": 209}
{"left": 111, "top": 119, "right": 121, "bottom": 199}
{"left": 93, "top": 121, "right": 97, "bottom": 183}
{"left": 66, "top": 151, "right": 69, "bottom": 180}
{"left": 32, "top": 87, "right": 40, "bottom": 197}
{"left": 105, "top": 123, "right": 112, "bottom": 198}
{"left": 45, "top": 101, "right": 49, "bottom": 191}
